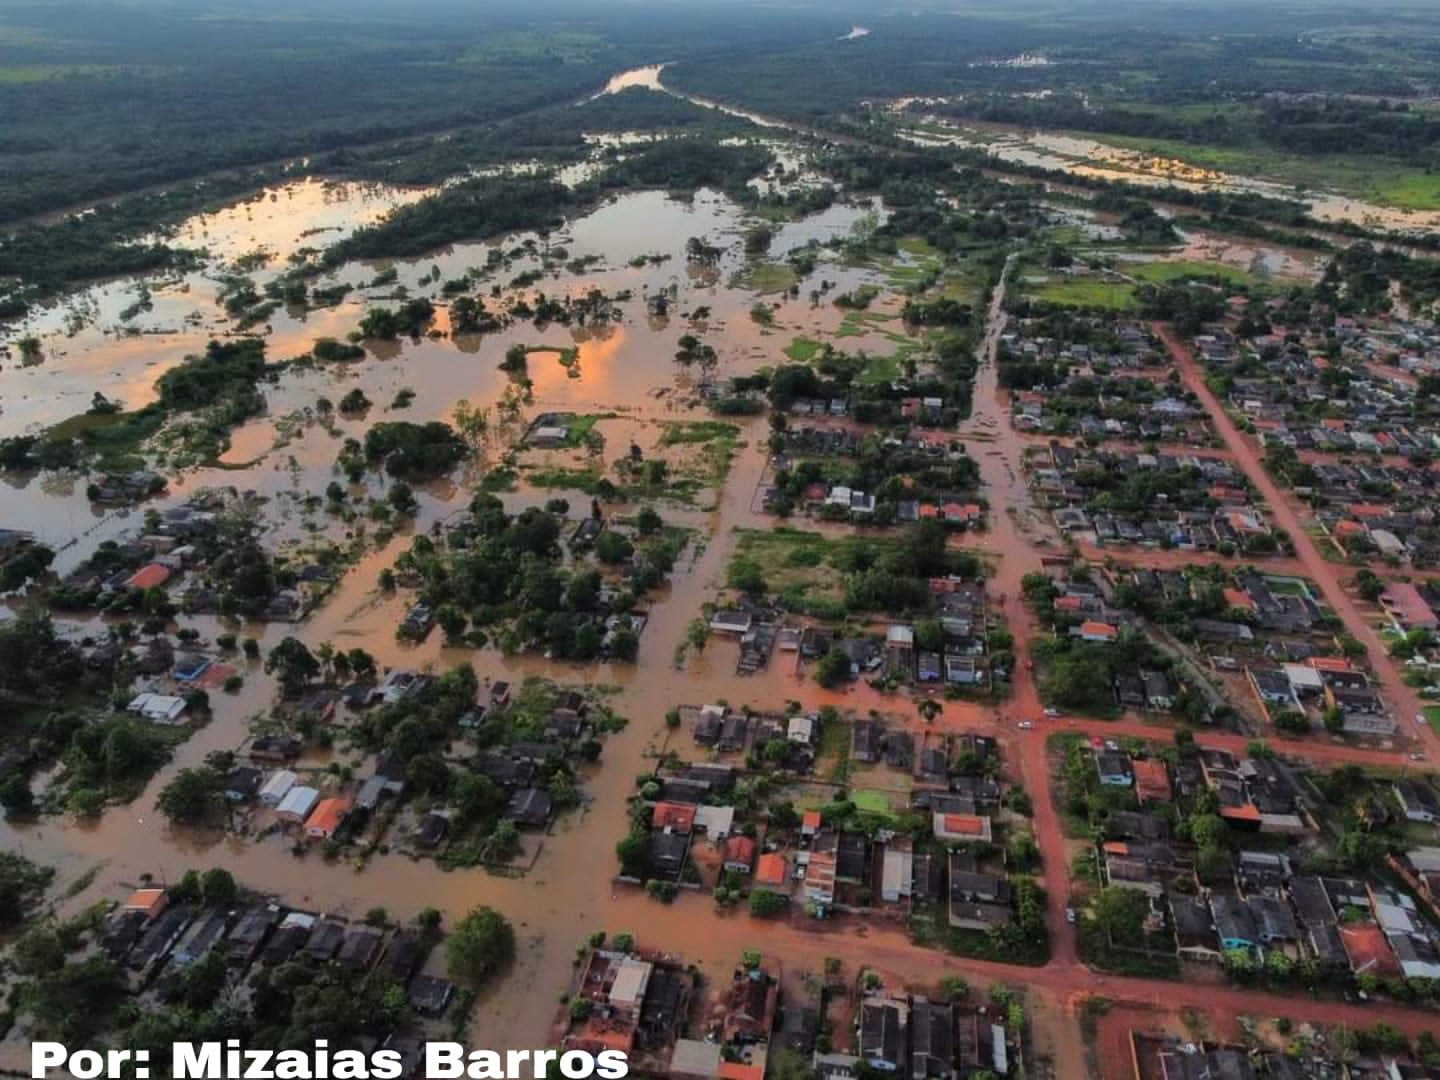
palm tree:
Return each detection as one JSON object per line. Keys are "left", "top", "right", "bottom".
{"left": 917, "top": 699, "right": 943, "bottom": 724}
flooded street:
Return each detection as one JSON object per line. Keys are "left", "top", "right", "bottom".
{"left": 0, "top": 150, "right": 928, "bottom": 1051}
{"left": 5, "top": 56, "right": 1440, "bottom": 1076}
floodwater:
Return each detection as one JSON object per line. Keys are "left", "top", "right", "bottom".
{"left": 592, "top": 62, "right": 1437, "bottom": 237}
{"left": 900, "top": 119, "right": 1440, "bottom": 235}
{"left": 0, "top": 144, "right": 925, "bottom": 1052}
{"left": 3, "top": 62, "right": 1432, "bottom": 1069}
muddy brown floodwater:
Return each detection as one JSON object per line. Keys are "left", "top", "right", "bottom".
{"left": 7, "top": 89, "right": 1436, "bottom": 1071}
{"left": 0, "top": 161, "right": 941, "bottom": 1051}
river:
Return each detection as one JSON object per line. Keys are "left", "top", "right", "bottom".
{"left": 596, "top": 61, "right": 1440, "bottom": 236}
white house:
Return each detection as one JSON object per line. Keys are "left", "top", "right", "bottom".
{"left": 275, "top": 785, "right": 320, "bottom": 824}
{"left": 127, "top": 692, "right": 188, "bottom": 724}
{"left": 258, "top": 769, "right": 298, "bottom": 808}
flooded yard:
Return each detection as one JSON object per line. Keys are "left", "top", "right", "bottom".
{"left": 0, "top": 147, "right": 932, "bottom": 1050}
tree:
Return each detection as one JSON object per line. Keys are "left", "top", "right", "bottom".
{"left": 485, "top": 819, "right": 521, "bottom": 861}
{"left": 264, "top": 636, "right": 320, "bottom": 698}
{"left": 199, "top": 867, "right": 237, "bottom": 908}
{"left": 748, "top": 892, "right": 794, "bottom": 915}
{"left": 156, "top": 767, "right": 224, "bottom": 825}
{"left": 445, "top": 906, "right": 515, "bottom": 989}
{"left": 1189, "top": 813, "right": 1228, "bottom": 850}
{"left": 346, "top": 648, "right": 377, "bottom": 679}
{"left": 0, "top": 852, "right": 54, "bottom": 928}
{"left": 595, "top": 531, "right": 633, "bottom": 565}
{"left": 0, "top": 775, "right": 35, "bottom": 816}
{"left": 727, "top": 557, "right": 767, "bottom": 596}
{"left": 1091, "top": 886, "right": 1148, "bottom": 947}
{"left": 1353, "top": 569, "right": 1386, "bottom": 603}
{"left": 616, "top": 832, "right": 650, "bottom": 879}
{"left": 609, "top": 627, "right": 639, "bottom": 662}
{"left": 814, "top": 648, "right": 852, "bottom": 689}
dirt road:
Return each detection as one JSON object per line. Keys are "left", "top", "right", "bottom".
{"left": 1156, "top": 324, "right": 1433, "bottom": 758}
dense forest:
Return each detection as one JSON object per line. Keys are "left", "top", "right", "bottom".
{"left": 0, "top": 0, "right": 836, "bottom": 222}
{"left": 326, "top": 139, "right": 774, "bottom": 263}
{"left": 931, "top": 96, "right": 1440, "bottom": 170}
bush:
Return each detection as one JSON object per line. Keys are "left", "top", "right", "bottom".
{"left": 748, "top": 889, "right": 788, "bottom": 917}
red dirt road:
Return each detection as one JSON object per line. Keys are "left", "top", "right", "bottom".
{"left": 1156, "top": 324, "right": 1434, "bottom": 759}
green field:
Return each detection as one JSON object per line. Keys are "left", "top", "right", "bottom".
{"left": 1123, "top": 260, "right": 1261, "bottom": 288}
{"left": 852, "top": 789, "right": 897, "bottom": 817}
{"left": 737, "top": 261, "right": 798, "bottom": 295}
{"left": 1094, "top": 132, "right": 1440, "bottom": 212}
{"left": 1027, "top": 277, "right": 1137, "bottom": 311}
{"left": 785, "top": 336, "right": 824, "bottom": 362}
{"left": 730, "top": 527, "right": 900, "bottom": 603}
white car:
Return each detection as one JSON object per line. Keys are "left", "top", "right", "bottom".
{"left": 1418, "top": 714, "right": 1429, "bottom": 726}
{"left": 1043, "top": 707, "right": 1060, "bottom": 718}
{"left": 1018, "top": 721, "right": 1034, "bottom": 730}
{"left": 1065, "top": 907, "right": 1076, "bottom": 924}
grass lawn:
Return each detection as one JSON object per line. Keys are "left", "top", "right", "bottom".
{"left": 562, "top": 413, "right": 611, "bottom": 447}
{"left": 660, "top": 421, "right": 741, "bottom": 488}
{"left": 1124, "top": 260, "right": 1261, "bottom": 288}
{"left": 1262, "top": 576, "right": 1312, "bottom": 599}
{"left": 525, "top": 465, "right": 604, "bottom": 492}
{"left": 1426, "top": 705, "right": 1440, "bottom": 735}
{"left": 852, "top": 789, "right": 895, "bottom": 816}
{"left": 856, "top": 352, "right": 904, "bottom": 386}
{"left": 1091, "top": 132, "right": 1440, "bottom": 212}
{"left": 785, "top": 336, "right": 824, "bottom": 362}
{"left": 737, "top": 261, "right": 798, "bottom": 295}
{"left": 1028, "top": 278, "right": 1136, "bottom": 311}
{"left": 729, "top": 527, "right": 901, "bottom": 609}
{"left": 658, "top": 420, "right": 739, "bottom": 447}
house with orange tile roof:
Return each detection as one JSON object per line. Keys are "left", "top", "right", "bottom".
{"left": 723, "top": 836, "right": 757, "bottom": 874}
{"left": 126, "top": 563, "right": 172, "bottom": 590}
{"left": 304, "top": 796, "right": 351, "bottom": 839}
{"left": 1225, "top": 511, "right": 1266, "bottom": 535}
{"left": 1347, "top": 503, "right": 1391, "bottom": 520}
{"left": 800, "top": 810, "right": 822, "bottom": 837}
{"left": 1222, "top": 588, "right": 1256, "bottom": 612}
{"left": 1306, "top": 656, "right": 1356, "bottom": 674}
{"left": 1341, "top": 923, "right": 1402, "bottom": 979}
{"left": 1132, "top": 758, "right": 1171, "bottom": 803}
{"left": 803, "top": 850, "right": 836, "bottom": 907}
{"left": 123, "top": 887, "right": 168, "bottom": 918}
{"left": 1079, "top": 620, "right": 1118, "bottom": 642}
{"left": 717, "top": 1063, "right": 763, "bottom": 1080}
{"left": 754, "top": 853, "right": 788, "bottom": 888}
{"left": 652, "top": 802, "right": 697, "bottom": 834}
{"left": 931, "top": 813, "right": 993, "bottom": 843}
